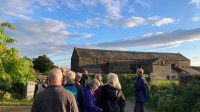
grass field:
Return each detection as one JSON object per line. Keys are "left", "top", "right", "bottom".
{"left": 0, "top": 98, "right": 32, "bottom": 106}
{"left": 153, "top": 79, "right": 179, "bottom": 85}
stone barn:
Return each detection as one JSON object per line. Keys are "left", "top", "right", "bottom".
{"left": 71, "top": 48, "right": 198, "bottom": 80}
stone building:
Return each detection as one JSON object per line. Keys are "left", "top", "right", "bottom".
{"left": 71, "top": 48, "right": 197, "bottom": 80}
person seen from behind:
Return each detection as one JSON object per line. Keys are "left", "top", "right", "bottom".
{"left": 31, "top": 68, "right": 78, "bottom": 112}
{"left": 134, "top": 68, "right": 149, "bottom": 112}
{"left": 99, "top": 73, "right": 126, "bottom": 112}
{"left": 94, "top": 74, "right": 103, "bottom": 106}
{"left": 36, "top": 78, "right": 48, "bottom": 95}
{"left": 64, "top": 71, "right": 85, "bottom": 112}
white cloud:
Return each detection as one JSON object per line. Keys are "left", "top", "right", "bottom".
{"left": 8, "top": 18, "right": 93, "bottom": 58}
{"left": 81, "top": 0, "right": 98, "bottom": 6}
{"left": 142, "top": 32, "right": 163, "bottom": 37}
{"left": 135, "top": 0, "right": 150, "bottom": 7}
{"left": 100, "top": 0, "right": 123, "bottom": 19}
{"left": 0, "top": 0, "right": 33, "bottom": 15}
{"left": 189, "top": 0, "right": 200, "bottom": 8}
{"left": 68, "top": 33, "right": 94, "bottom": 38}
{"left": 145, "top": 43, "right": 180, "bottom": 51}
{"left": 74, "top": 18, "right": 101, "bottom": 28}
{"left": 31, "top": 0, "right": 64, "bottom": 11}
{"left": 123, "top": 17, "right": 145, "bottom": 28}
{"left": 74, "top": 16, "right": 174, "bottom": 28}
{"left": 193, "top": 16, "right": 200, "bottom": 21}
{"left": 89, "top": 28, "right": 200, "bottom": 48}
{"left": 73, "top": 16, "right": 146, "bottom": 28}
{"left": 148, "top": 16, "right": 175, "bottom": 26}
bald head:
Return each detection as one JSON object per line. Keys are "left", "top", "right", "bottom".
{"left": 136, "top": 68, "right": 144, "bottom": 76}
{"left": 65, "top": 71, "right": 76, "bottom": 84}
{"left": 48, "top": 68, "right": 63, "bottom": 85}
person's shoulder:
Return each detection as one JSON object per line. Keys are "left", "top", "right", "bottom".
{"left": 141, "top": 77, "right": 146, "bottom": 81}
{"left": 141, "top": 77, "right": 148, "bottom": 84}
{"left": 64, "top": 88, "right": 76, "bottom": 98}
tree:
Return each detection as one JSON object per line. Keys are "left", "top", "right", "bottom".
{"left": 0, "top": 20, "right": 35, "bottom": 94}
{"left": 33, "top": 55, "right": 54, "bottom": 73}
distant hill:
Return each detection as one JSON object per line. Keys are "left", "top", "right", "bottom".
{"left": 191, "top": 66, "right": 200, "bottom": 72}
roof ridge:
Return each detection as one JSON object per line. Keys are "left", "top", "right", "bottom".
{"left": 75, "top": 47, "right": 179, "bottom": 54}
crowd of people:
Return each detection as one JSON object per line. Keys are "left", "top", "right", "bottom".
{"left": 31, "top": 67, "right": 149, "bottom": 112}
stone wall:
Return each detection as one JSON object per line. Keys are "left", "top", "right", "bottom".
{"left": 152, "top": 65, "right": 171, "bottom": 76}
{"left": 166, "top": 60, "right": 190, "bottom": 68}
{"left": 177, "top": 60, "right": 191, "bottom": 68}
{"left": 78, "top": 58, "right": 154, "bottom": 73}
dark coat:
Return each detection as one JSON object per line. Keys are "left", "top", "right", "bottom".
{"left": 31, "top": 85, "right": 78, "bottom": 112}
{"left": 99, "top": 85, "right": 126, "bottom": 112}
{"left": 83, "top": 85, "right": 102, "bottom": 112}
{"left": 134, "top": 76, "right": 149, "bottom": 102}
{"left": 64, "top": 84, "right": 85, "bottom": 112}
{"left": 80, "top": 75, "right": 91, "bottom": 87}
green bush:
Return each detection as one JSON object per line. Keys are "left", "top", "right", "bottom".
{"left": 147, "top": 83, "right": 200, "bottom": 112}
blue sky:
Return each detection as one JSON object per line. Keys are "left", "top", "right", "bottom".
{"left": 0, "top": 0, "right": 200, "bottom": 67}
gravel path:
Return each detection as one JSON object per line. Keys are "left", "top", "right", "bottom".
{"left": 125, "top": 101, "right": 154, "bottom": 112}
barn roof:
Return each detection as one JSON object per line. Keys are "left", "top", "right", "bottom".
{"left": 74, "top": 48, "right": 190, "bottom": 61}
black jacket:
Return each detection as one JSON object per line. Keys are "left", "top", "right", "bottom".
{"left": 99, "top": 85, "right": 126, "bottom": 112}
{"left": 80, "top": 75, "right": 91, "bottom": 87}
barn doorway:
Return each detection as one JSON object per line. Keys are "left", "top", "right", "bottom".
{"left": 171, "top": 64, "right": 175, "bottom": 69}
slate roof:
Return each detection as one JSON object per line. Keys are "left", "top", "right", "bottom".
{"left": 74, "top": 48, "right": 190, "bottom": 61}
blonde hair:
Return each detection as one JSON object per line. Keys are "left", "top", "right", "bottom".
{"left": 107, "top": 73, "right": 121, "bottom": 89}
{"left": 61, "top": 67, "right": 69, "bottom": 74}
{"left": 95, "top": 74, "right": 102, "bottom": 80}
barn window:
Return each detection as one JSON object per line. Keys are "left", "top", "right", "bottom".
{"left": 166, "top": 76, "right": 170, "bottom": 80}
{"left": 161, "top": 60, "right": 164, "bottom": 66}
{"left": 172, "top": 76, "right": 176, "bottom": 80}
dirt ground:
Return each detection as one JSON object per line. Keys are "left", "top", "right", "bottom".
{"left": 0, "top": 102, "right": 154, "bottom": 112}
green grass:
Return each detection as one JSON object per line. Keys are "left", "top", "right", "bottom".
{"left": 0, "top": 98, "right": 33, "bottom": 106}
{"left": 154, "top": 79, "right": 179, "bottom": 85}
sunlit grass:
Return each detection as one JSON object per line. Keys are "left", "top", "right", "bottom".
{"left": 154, "top": 79, "right": 179, "bottom": 85}
{"left": 0, "top": 98, "right": 32, "bottom": 105}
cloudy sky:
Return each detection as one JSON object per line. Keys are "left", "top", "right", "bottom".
{"left": 1, "top": 0, "right": 200, "bottom": 67}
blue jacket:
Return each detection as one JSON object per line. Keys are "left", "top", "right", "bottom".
{"left": 83, "top": 85, "right": 102, "bottom": 112}
{"left": 64, "top": 84, "right": 85, "bottom": 112}
{"left": 134, "top": 76, "right": 149, "bottom": 102}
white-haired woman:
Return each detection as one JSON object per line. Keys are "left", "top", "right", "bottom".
{"left": 83, "top": 79, "right": 102, "bottom": 112}
{"left": 99, "top": 73, "right": 126, "bottom": 112}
